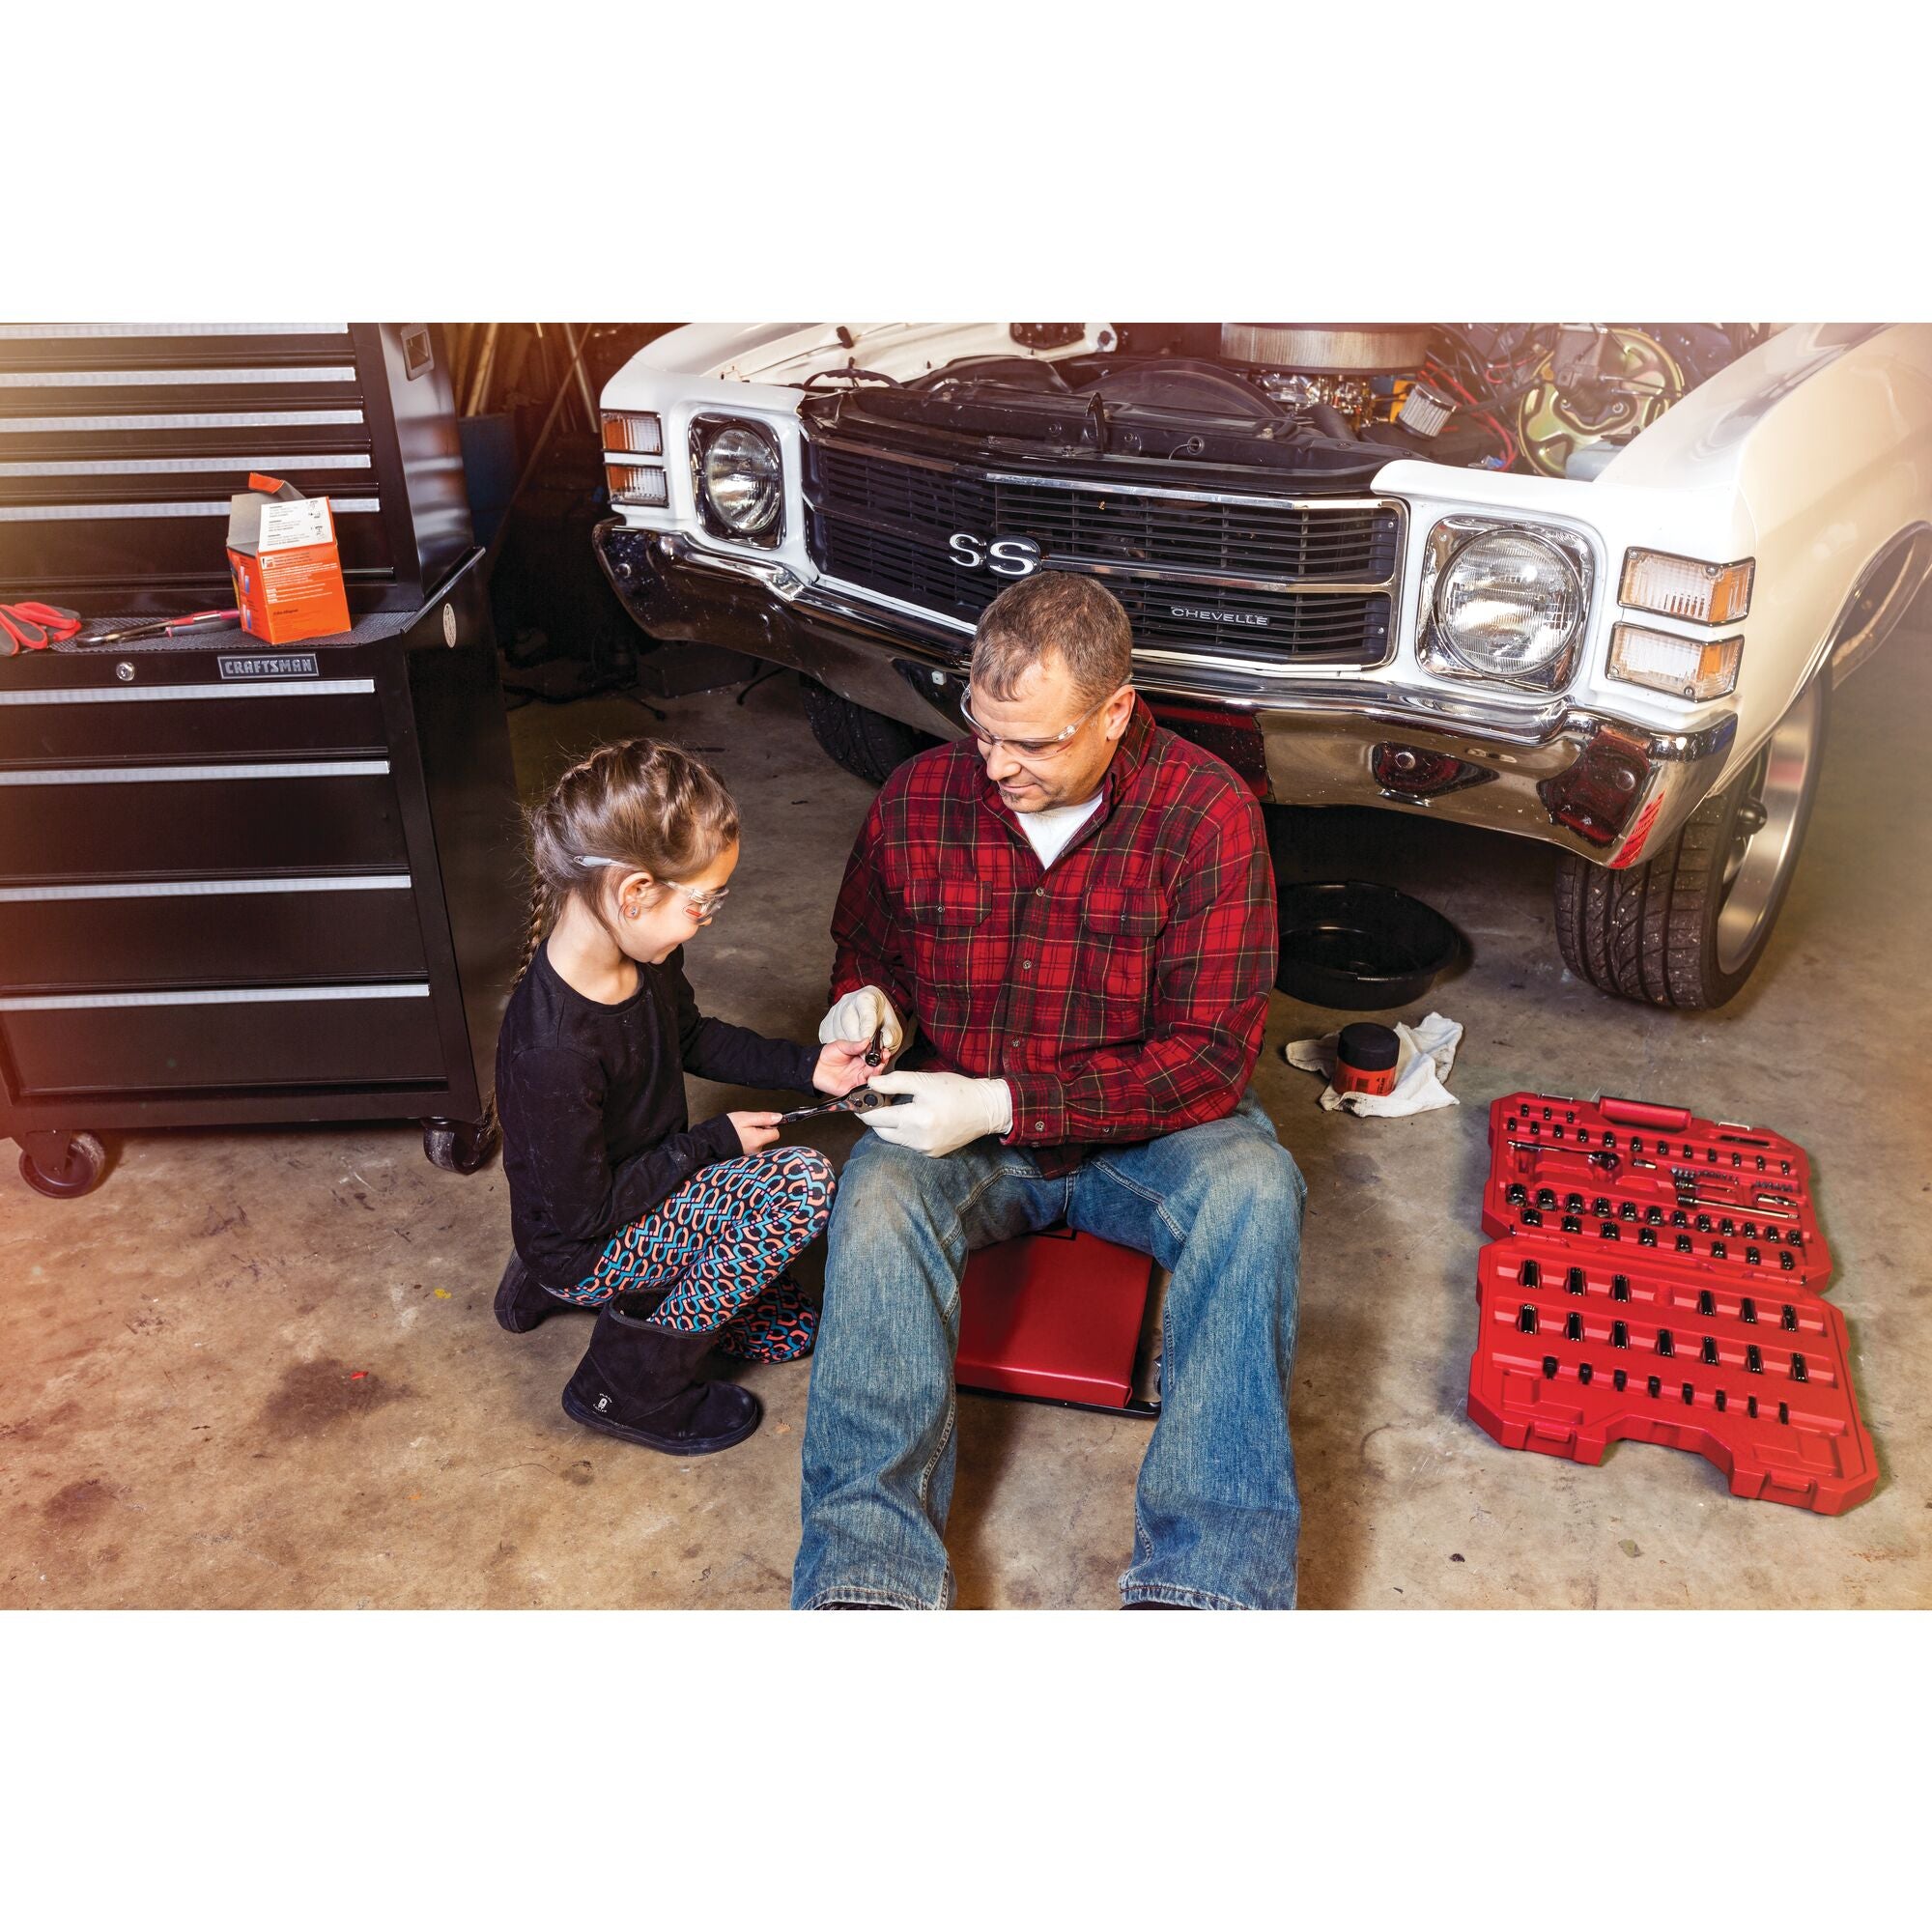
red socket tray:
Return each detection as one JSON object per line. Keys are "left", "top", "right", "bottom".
{"left": 1467, "top": 1093, "right": 1875, "bottom": 1514}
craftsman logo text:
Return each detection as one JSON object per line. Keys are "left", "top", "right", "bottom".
{"left": 217, "top": 654, "right": 321, "bottom": 679}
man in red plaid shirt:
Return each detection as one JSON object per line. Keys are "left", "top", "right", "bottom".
{"left": 792, "top": 572, "right": 1306, "bottom": 1611}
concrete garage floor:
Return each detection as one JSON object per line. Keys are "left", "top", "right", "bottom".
{"left": 4, "top": 639, "right": 1928, "bottom": 1611}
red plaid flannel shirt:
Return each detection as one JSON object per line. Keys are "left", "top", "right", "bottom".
{"left": 829, "top": 698, "right": 1277, "bottom": 1176}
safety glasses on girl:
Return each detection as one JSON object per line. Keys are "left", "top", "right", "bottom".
{"left": 578, "top": 856, "right": 731, "bottom": 918}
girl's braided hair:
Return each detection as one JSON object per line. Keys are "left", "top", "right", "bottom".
{"left": 512, "top": 737, "right": 740, "bottom": 986}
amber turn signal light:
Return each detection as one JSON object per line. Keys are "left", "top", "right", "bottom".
{"left": 1619, "top": 549, "right": 1753, "bottom": 624}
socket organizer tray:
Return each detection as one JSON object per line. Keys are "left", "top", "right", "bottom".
{"left": 1468, "top": 1093, "right": 1876, "bottom": 1514}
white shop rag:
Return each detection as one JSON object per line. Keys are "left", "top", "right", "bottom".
{"left": 1282, "top": 1012, "right": 1464, "bottom": 1116}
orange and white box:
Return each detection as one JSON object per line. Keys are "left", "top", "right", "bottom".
{"left": 225, "top": 472, "right": 352, "bottom": 644}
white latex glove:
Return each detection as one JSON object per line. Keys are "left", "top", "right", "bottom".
{"left": 818, "top": 984, "right": 905, "bottom": 1059}
{"left": 862, "top": 1070, "right": 1012, "bottom": 1158}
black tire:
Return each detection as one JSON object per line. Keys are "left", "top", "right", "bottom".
{"left": 423, "top": 1114, "right": 500, "bottom": 1176}
{"left": 18, "top": 1131, "right": 106, "bottom": 1199}
{"left": 798, "top": 676, "right": 938, "bottom": 784}
{"left": 1555, "top": 675, "right": 1829, "bottom": 1009}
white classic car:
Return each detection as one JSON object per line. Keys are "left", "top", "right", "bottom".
{"left": 590, "top": 323, "right": 1932, "bottom": 1009}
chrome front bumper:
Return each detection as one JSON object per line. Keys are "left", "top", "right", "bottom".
{"left": 595, "top": 521, "right": 1736, "bottom": 867}
{"left": 1251, "top": 683, "right": 1735, "bottom": 865}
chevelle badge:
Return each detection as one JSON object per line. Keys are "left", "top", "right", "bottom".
{"left": 1172, "top": 606, "right": 1268, "bottom": 626}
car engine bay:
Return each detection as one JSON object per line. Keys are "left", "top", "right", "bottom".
{"left": 800, "top": 322, "right": 1764, "bottom": 481}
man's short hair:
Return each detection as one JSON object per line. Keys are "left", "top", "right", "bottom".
{"left": 971, "top": 571, "right": 1134, "bottom": 709}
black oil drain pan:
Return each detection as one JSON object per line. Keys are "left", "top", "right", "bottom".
{"left": 1274, "top": 880, "right": 1460, "bottom": 1011}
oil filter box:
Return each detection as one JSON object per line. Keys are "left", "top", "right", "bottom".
{"left": 225, "top": 473, "right": 351, "bottom": 644}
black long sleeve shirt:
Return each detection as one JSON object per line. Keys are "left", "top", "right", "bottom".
{"left": 495, "top": 943, "right": 820, "bottom": 1289}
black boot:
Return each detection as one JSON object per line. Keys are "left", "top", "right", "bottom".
{"left": 494, "top": 1253, "right": 587, "bottom": 1334}
{"left": 560, "top": 1293, "right": 761, "bottom": 1456}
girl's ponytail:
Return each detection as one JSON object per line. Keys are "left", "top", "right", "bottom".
{"left": 511, "top": 874, "right": 554, "bottom": 989}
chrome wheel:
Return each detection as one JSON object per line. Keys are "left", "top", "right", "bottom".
{"left": 1715, "top": 679, "right": 1824, "bottom": 977}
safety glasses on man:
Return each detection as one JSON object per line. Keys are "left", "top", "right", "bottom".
{"left": 957, "top": 686, "right": 1128, "bottom": 761}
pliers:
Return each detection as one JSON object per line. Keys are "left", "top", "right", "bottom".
{"left": 0, "top": 602, "right": 82, "bottom": 655}
{"left": 778, "top": 1090, "right": 907, "bottom": 1125}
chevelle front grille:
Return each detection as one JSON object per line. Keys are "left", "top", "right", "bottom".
{"left": 802, "top": 438, "right": 1402, "bottom": 667}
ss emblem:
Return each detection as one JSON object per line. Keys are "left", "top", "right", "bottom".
{"left": 948, "top": 532, "right": 1043, "bottom": 578}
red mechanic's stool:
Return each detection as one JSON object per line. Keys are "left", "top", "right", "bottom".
{"left": 955, "top": 1227, "right": 1165, "bottom": 1415}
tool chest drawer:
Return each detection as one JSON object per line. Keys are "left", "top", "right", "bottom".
{"left": 3, "top": 766, "right": 408, "bottom": 880}
{"left": 0, "top": 678, "right": 387, "bottom": 764}
{"left": 0, "top": 324, "right": 471, "bottom": 616}
{"left": 0, "top": 985, "right": 444, "bottom": 1097}
{"left": 0, "top": 877, "right": 428, "bottom": 989}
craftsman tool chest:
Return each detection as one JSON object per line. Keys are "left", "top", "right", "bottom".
{"left": 0, "top": 325, "right": 523, "bottom": 1197}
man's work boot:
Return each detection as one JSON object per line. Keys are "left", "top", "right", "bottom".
{"left": 560, "top": 1292, "right": 761, "bottom": 1456}
{"left": 494, "top": 1253, "right": 588, "bottom": 1334}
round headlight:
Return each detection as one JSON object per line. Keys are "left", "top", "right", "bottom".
{"left": 1435, "top": 530, "right": 1583, "bottom": 677}
{"left": 700, "top": 425, "right": 781, "bottom": 535}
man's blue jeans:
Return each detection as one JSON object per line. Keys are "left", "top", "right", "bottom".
{"left": 791, "top": 1093, "right": 1305, "bottom": 1610}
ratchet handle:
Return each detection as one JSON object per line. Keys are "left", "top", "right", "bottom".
{"left": 1599, "top": 1096, "right": 1693, "bottom": 1132}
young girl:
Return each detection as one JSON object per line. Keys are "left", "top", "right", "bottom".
{"left": 492, "top": 738, "right": 872, "bottom": 1456}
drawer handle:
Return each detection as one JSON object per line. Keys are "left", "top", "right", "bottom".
{"left": 0, "top": 983, "right": 430, "bottom": 1011}
{"left": 0, "top": 760, "right": 389, "bottom": 785}
{"left": 0, "top": 678, "right": 376, "bottom": 706}
{"left": 0, "top": 875, "right": 412, "bottom": 903}
{"left": 0, "top": 497, "right": 379, "bottom": 522}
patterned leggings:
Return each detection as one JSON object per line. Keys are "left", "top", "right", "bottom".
{"left": 561, "top": 1146, "right": 836, "bottom": 1364}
